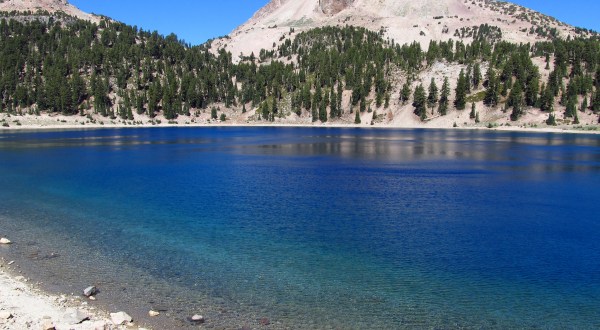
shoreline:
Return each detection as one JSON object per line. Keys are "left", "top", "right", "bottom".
{"left": 1, "top": 121, "right": 599, "bottom": 135}
{"left": 0, "top": 255, "right": 144, "bottom": 330}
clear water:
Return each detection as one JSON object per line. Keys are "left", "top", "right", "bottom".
{"left": 0, "top": 127, "right": 599, "bottom": 329}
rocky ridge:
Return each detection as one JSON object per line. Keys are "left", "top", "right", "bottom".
{"left": 217, "top": 0, "right": 594, "bottom": 61}
{"left": 0, "top": 0, "right": 99, "bottom": 22}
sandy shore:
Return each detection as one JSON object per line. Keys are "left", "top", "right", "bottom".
{"left": 0, "top": 108, "right": 599, "bottom": 135}
{"left": 0, "top": 255, "right": 148, "bottom": 330}
{"left": 0, "top": 117, "right": 598, "bottom": 135}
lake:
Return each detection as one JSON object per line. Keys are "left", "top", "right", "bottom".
{"left": 0, "top": 127, "right": 599, "bottom": 329}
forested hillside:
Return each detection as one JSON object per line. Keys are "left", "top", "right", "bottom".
{"left": 0, "top": 12, "right": 599, "bottom": 128}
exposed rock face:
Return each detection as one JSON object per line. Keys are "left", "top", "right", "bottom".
{"left": 319, "top": 0, "right": 354, "bottom": 15}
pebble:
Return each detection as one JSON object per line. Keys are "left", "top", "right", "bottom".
{"left": 259, "top": 317, "right": 271, "bottom": 326}
{"left": 189, "top": 314, "right": 205, "bottom": 323}
{"left": 148, "top": 310, "right": 160, "bottom": 317}
{"left": 0, "top": 238, "right": 11, "bottom": 244}
{"left": 7, "top": 261, "right": 14, "bottom": 265}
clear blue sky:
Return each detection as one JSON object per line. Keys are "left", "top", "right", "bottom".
{"left": 70, "top": 0, "right": 599, "bottom": 45}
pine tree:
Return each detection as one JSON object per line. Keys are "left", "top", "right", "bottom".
{"left": 413, "top": 84, "right": 427, "bottom": 120}
{"left": 330, "top": 89, "right": 338, "bottom": 118}
{"left": 272, "top": 98, "right": 278, "bottom": 116}
{"left": 319, "top": 97, "right": 328, "bottom": 122}
{"left": 539, "top": 84, "right": 554, "bottom": 112}
{"left": 359, "top": 95, "right": 366, "bottom": 113}
{"left": 473, "top": 63, "right": 482, "bottom": 89}
{"left": 565, "top": 96, "right": 577, "bottom": 118}
{"left": 454, "top": 69, "right": 467, "bottom": 110}
{"left": 438, "top": 77, "right": 450, "bottom": 115}
{"left": 465, "top": 65, "right": 472, "bottom": 93}
{"left": 546, "top": 112, "right": 557, "bottom": 126}
{"left": 400, "top": 82, "right": 411, "bottom": 104}
{"left": 336, "top": 82, "right": 343, "bottom": 115}
{"left": 581, "top": 96, "right": 588, "bottom": 113}
{"left": 484, "top": 68, "right": 499, "bottom": 107}
{"left": 428, "top": 78, "right": 438, "bottom": 110}
{"left": 593, "top": 90, "right": 600, "bottom": 113}
{"left": 525, "top": 71, "right": 539, "bottom": 107}
{"left": 509, "top": 80, "right": 524, "bottom": 121}
{"left": 354, "top": 110, "right": 361, "bottom": 124}
{"left": 311, "top": 100, "right": 318, "bottom": 122}
{"left": 470, "top": 102, "right": 476, "bottom": 119}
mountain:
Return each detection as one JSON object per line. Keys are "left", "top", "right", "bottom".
{"left": 0, "top": 0, "right": 598, "bottom": 131}
{"left": 217, "top": 0, "right": 593, "bottom": 61}
{"left": 0, "top": 0, "right": 99, "bottom": 22}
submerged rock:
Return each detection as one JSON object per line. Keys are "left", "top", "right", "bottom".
{"left": 83, "top": 286, "right": 97, "bottom": 297}
{"left": 188, "top": 314, "right": 205, "bottom": 324}
{"left": 148, "top": 310, "right": 160, "bottom": 317}
{"left": 0, "top": 238, "right": 11, "bottom": 244}
{"left": 110, "top": 311, "right": 132, "bottom": 325}
{"left": 259, "top": 317, "right": 270, "bottom": 326}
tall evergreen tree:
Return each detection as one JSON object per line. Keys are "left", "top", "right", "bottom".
{"left": 400, "top": 82, "right": 411, "bottom": 104}
{"left": 354, "top": 109, "right": 361, "bottom": 124}
{"left": 438, "top": 77, "right": 450, "bottom": 116}
{"left": 454, "top": 69, "right": 467, "bottom": 110}
{"left": 509, "top": 80, "right": 524, "bottom": 121}
{"left": 428, "top": 78, "right": 438, "bottom": 110}
{"left": 473, "top": 63, "right": 482, "bottom": 89}
{"left": 413, "top": 84, "right": 427, "bottom": 120}
{"left": 581, "top": 96, "right": 588, "bottom": 113}
{"left": 565, "top": 96, "right": 577, "bottom": 118}
{"left": 484, "top": 68, "right": 499, "bottom": 107}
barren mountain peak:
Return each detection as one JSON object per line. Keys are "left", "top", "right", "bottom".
{"left": 217, "top": 0, "right": 589, "bottom": 62}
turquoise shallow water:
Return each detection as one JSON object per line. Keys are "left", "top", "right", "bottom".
{"left": 0, "top": 127, "right": 599, "bottom": 329}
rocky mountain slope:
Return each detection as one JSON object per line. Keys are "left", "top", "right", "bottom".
{"left": 0, "top": 0, "right": 99, "bottom": 22}
{"left": 217, "top": 0, "right": 593, "bottom": 61}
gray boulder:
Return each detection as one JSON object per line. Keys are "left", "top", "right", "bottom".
{"left": 83, "top": 286, "right": 97, "bottom": 297}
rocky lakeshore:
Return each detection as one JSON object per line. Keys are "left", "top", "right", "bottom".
{"left": 0, "top": 231, "right": 281, "bottom": 329}
{"left": 0, "top": 236, "right": 147, "bottom": 330}
{"left": 0, "top": 266, "right": 137, "bottom": 329}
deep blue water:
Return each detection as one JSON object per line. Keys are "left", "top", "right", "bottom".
{"left": 0, "top": 127, "right": 599, "bottom": 329}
